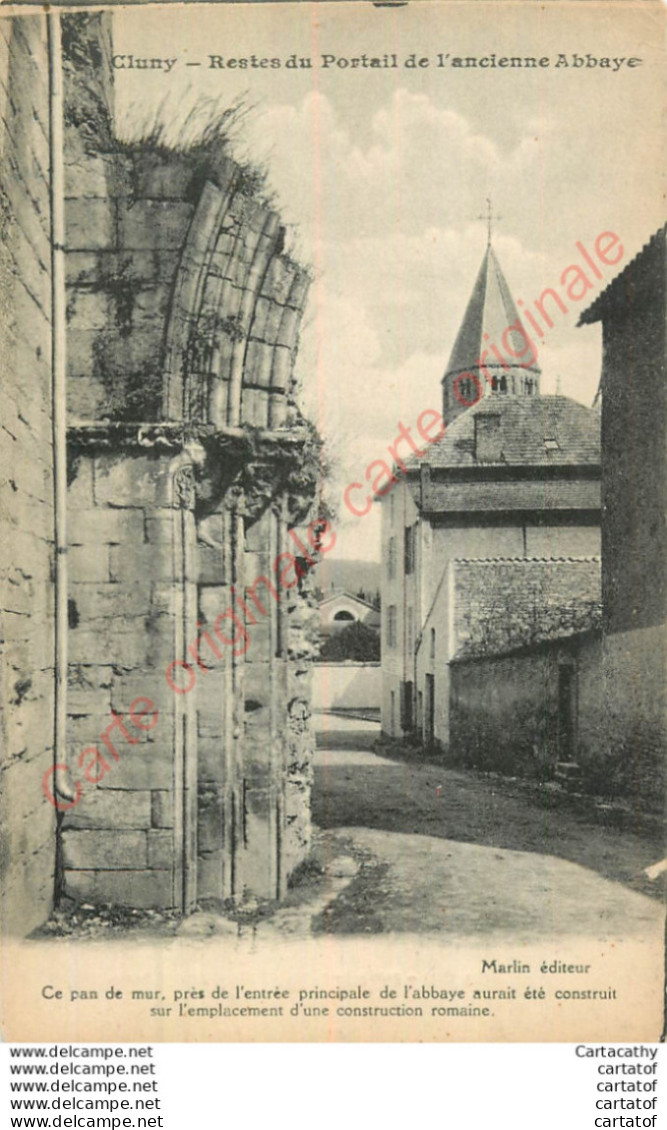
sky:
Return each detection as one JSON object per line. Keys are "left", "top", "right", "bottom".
{"left": 113, "top": 3, "right": 665, "bottom": 559}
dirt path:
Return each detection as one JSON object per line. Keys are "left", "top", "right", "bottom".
{"left": 311, "top": 715, "right": 665, "bottom": 938}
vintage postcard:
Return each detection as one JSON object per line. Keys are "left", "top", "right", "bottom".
{"left": 0, "top": 0, "right": 665, "bottom": 1042}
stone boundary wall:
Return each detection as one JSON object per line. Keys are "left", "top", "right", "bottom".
{"left": 450, "top": 630, "right": 602, "bottom": 780}
{"left": 312, "top": 663, "right": 381, "bottom": 712}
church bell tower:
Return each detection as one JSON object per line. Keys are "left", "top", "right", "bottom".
{"left": 441, "top": 237, "right": 542, "bottom": 426}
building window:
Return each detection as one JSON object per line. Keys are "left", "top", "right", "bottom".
{"left": 389, "top": 491, "right": 395, "bottom": 524}
{"left": 387, "top": 536, "right": 396, "bottom": 579}
{"left": 333, "top": 610, "right": 355, "bottom": 622}
{"left": 404, "top": 525, "right": 416, "bottom": 575}
{"left": 430, "top": 627, "right": 436, "bottom": 661}
{"left": 406, "top": 606, "right": 413, "bottom": 654}
{"left": 386, "top": 605, "right": 397, "bottom": 648}
{"left": 390, "top": 691, "right": 396, "bottom": 734}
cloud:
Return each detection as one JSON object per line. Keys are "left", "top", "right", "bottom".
{"left": 238, "top": 88, "right": 615, "bottom": 558}
{"left": 247, "top": 88, "right": 544, "bottom": 248}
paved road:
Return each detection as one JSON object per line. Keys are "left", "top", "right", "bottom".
{"left": 311, "top": 714, "right": 665, "bottom": 940}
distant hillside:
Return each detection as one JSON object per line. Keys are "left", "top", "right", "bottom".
{"left": 314, "top": 558, "right": 381, "bottom": 605}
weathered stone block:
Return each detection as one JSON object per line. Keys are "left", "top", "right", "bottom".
{"left": 67, "top": 290, "right": 111, "bottom": 332}
{"left": 68, "top": 508, "right": 145, "bottom": 547}
{"left": 64, "top": 152, "right": 121, "bottom": 199}
{"left": 67, "top": 709, "right": 154, "bottom": 754}
{"left": 111, "top": 671, "right": 175, "bottom": 719}
{"left": 117, "top": 200, "right": 194, "bottom": 251}
{"left": 66, "top": 198, "right": 116, "bottom": 251}
{"left": 151, "top": 790, "right": 174, "bottom": 828}
{"left": 68, "top": 663, "right": 114, "bottom": 688}
{"left": 197, "top": 851, "right": 226, "bottom": 900}
{"left": 268, "top": 391, "right": 289, "bottom": 429}
{"left": 68, "top": 544, "right": 111, "bottom": 584}
{"left": 244, "top": 698, "right": 271, "bottom": 738}
{"left": 62, "top": 788, "right": 152, "bottom": 830}
{"left": 67, "top": 377, "right": 108, "bottom": 422}
{"left": 287, "top": 270, "right": 310, "bottom": 312}
{"left": 109, "top": 543, "right": 174, "bottom": 583}
{"left": 66, "top": 251, "right": 106, "bottom": 287}
{"left": 241, "top": 386, "right": 270, "bottom": 428}
{"left": 276, "top": 306, "right": 301, "bottom": 349}
{"left": 197, "top": 737, "right": 229, "bottom": 781}
{"left": 243, "top": 660, "right": 270, "bottom": 704}
{"left": 242, "top": 787, "right": 277, "bottom": 899}
{"left": 249, "top": 297, "right": 275, "bottom": 344}
{"left": 131, "top": 286, "right": 173, "bottom": 331}
{"left": 148, "top": 830, "right": 173, "bottom": 868}
{"left": 67, "top": 683, "right": 111, "bottom": 716}
{"left": 197, "top": 785, "right": 225, "bottom": 853}
{"left": 9, "top": 447, "right": 50, "bottom": 502}
{"left": 69, "top": 582, "right": 152, "bottom": 622}
{"left": 128, "top": 152, "right": 197, "bottom": 200}
{"left": 5, "top": 702, "right": 53, "bottom": 762}
{"left": 67, "top": 624, "right": 159, "bottom": 668}
{"left": 197, "top": 512, "right": 225, "bottom": 547}
{"left": 197, "top": 545, "right": 227, "bottom": 585}
{"left": 66, "top": 326, "right": 97, "bottom": 380}
{"left": 260, "top": 255, "right": 294, "bottom": 304}
{"left": 64, "top": 868, "right": 173, "bottom": 909}
{"left": 244, "top": 607, "right": 272, "bottom": 652}
{"left": 67, "top": 459, "right": 95, "bottom": 509}
{"left": 62, "top": 829, "right": 147, "bottom": 870}
{"left": 270, "top": 346, "right": 293, "bottom": 391}
{"left": 244, "top": 340, "right": 274, "bottom": 389}
{"left": 198, "top": 584, "right": 230, "bottom": 625}
{"left": 93, "top": 743, "right": 173, "bottom": 791}
{"left": 197, "top": 704, "right": 225, "bottom": 739}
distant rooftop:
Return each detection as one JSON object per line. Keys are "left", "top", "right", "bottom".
{"left": 578, "top": 224, "right": 666, "bottom": 325}
{"left": 409, "top": 394, "right": 600, "bottom": 471}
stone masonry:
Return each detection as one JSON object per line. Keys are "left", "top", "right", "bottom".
{"left": 451, "top": 556, "right": 602, "bottom": 660}
{"left": 0, "top": 16, "right": 57, "bottom": 936}
{"left": 56, "top": 13, "right": 322, "bottom": 911}
{"left": 0, "top": 11, "right": 321, "bottom": 926}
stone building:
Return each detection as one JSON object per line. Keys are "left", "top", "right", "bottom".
{"left": 0, "top": 12, "right": 322, "bottom": 933}
{"left": 442, "top": 557, "right": 602, "bottom": 779}
{"left": 319, "top": 591, "right": 381, "bottom": 635}
{"left": 380, "top": 240, "right": 602, "bottom": 743}
{"left": 390, "top": 227, "right": 665, "bottom": 808}
{"left": 576, "top": 225, "right": 666, "bottom": 803}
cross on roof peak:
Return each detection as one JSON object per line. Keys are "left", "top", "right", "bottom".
{"left": 478, "top": 198, "right": 502, "bottom": 245}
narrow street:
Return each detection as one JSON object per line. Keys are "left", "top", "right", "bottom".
{"left": 311, "top": 713, "right": 665, "bottom": 940}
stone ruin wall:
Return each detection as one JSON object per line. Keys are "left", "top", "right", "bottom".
{"left": 58, "top": 13, "right": 320, "bottom": 911}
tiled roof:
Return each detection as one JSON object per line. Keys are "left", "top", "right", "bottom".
{"left": 452, "top": 555, "right": 600, "bottom": 565}
{"left": 409, "top": 395, "right": 600, "bottom": 471}
{"left": 578, "top": 224, "right": 666, "bottom": 325}
{"left": 450, "top": 556, "right": 602, "bottom": 660}
{"left": 319, "top": 590, "right": 379, "bottom": 613}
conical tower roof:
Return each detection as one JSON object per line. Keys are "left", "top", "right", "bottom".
{"left": 442, "top": 243, "right": 541, "bottom": 424}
